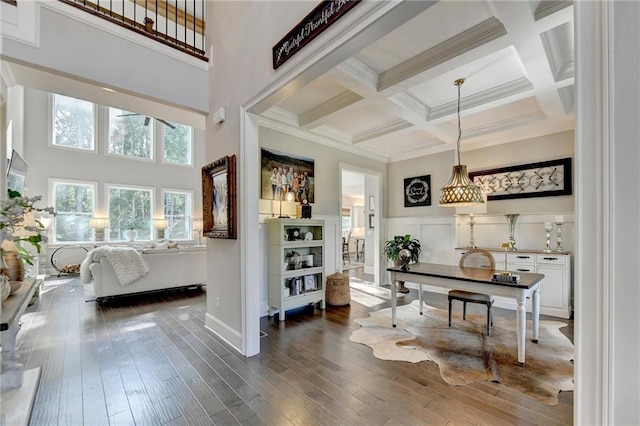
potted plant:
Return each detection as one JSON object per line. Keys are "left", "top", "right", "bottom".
{"left": 384, "top": 234, "right": 421, "bottom": 293}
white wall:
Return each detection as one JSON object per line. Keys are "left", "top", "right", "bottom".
{"left": 22, "top": 87, "right": 205, "bottom": 241}
{"left": 255, "top": 127, "right": 386, "bottom": 317}
{"left": 2, "top": 3, "right": 208, "bottom": 114}
{"left": 387, "top": 130, "right": 574, "bottom": 217}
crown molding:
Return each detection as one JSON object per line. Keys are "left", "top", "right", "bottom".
{"left": 558, "top": 85, "right": 575, "bottom": 115}
{"left": 353, "top": 119, "right": 413, "bottom": 144}
{"left": 535, "top": 0, "right": 572, "bottom": 22}
{"left": 428, "top": 77, "right": 534, "bottom": 121}
{"left": 388, "top": 91, "right": 429, "bottom": 121}
{"left": 541, "top": 22, "right": 574, "bottom": 82}
{"left": 299, "top": 90, "right": 363, "bottom": 129}
{"left": 463, "top": 111, "right": 547, "bottom": 140}
{"left": 337, "top": 57, "right": 379, "bottom": 92}
{"left": 259, "top": 115, "right": 389, "bottom": 163}
{"left": 378, "top": 17, "right": 507, "bottom": 91}
{"left": 261, "top": 107, "right": 299, "bottom": 127}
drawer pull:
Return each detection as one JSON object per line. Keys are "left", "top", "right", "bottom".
{"left": 543, "top": 257, "right": 558, "bottom": 261}
{"left": 516, "top": 268, "right": 531, "bottom": 272}
{"left": 516, "top": 256, "right": 531, "bottom": 259}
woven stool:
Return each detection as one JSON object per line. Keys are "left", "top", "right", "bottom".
{"left": 326, "top": 272, "right": 350, "bottom": 306}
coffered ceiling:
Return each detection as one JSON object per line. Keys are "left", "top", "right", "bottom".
{"left": 260, "top": 0, "right": 574, "bottom": 163}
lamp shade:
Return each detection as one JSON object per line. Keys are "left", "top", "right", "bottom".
{"left": 192, "top": 217, "right": 203, "bottom": 231}
{"left": 89, "top": 217, "right": 110, "bottom": 229}
{"left": 12, "top": 212, "right": 37, "bottom": 237}
{"left": 439, "top": 165, "right": 485, "bottom": 206}
{"left": 154, "top": 218, "right": 169, "bottom": 229}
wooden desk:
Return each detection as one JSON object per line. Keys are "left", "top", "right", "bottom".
{"left": 388, "top": 263, "right": 544, "bottom": 365}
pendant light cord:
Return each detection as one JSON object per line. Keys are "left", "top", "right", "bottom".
{"left": 455, "top": 78, "right": 464, "bottom": 166}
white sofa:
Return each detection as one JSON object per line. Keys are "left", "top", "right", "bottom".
{"left": 88, "top": 247, "right": 206, "bottom": 302}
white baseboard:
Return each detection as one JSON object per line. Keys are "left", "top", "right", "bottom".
{"left": 204, "top": 312, "right": 242, "bottom": 354}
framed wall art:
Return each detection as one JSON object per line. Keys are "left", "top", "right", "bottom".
{"left": 260, "top": 148, "right": 315, "bottom": 203}
{"left": 404, "top": 175, "right": 431, "bottom": 207}
{"left": 202, "top": 155, "right": 237, "bottom": 239}
{"left": 469, "top": 157, "right": 572, "bottom": 201}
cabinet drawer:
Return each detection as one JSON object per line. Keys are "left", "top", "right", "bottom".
{"left": 510, "top": 265, "right": 535, "bottom": 273}
{"left": 507, "top": 253, "right": 535, "bottom": 264}
{"left": 536, "top": 254, "right": 567, "bottom": 265}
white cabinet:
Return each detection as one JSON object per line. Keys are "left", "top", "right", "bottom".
{"left": 455, "top": 248, "right": 573, "bottom": 319}
{"left": 268, "top": 218, "right": 325, "bottom": 321}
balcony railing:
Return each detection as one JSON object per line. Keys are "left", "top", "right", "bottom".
{"left": 59, "top": 0, "right": 207, "bottom": 61}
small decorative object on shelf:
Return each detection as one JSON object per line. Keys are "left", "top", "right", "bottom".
{"left": 543, "top": 222, "right": 554, "bottom": 253}
{"left": 554, "top": 215, "right": 565, "bottom": 252}
{"left": 297, "top": 199, "right": 312, "bottom": 219}
{"left": 398, "top": 249, "right": 412, "bottom": 270}
{"left": 505, "top": 214, "right": 519, "bottom": 251}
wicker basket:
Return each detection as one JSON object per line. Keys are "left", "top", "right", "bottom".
{"left": 326, "top": 272, "right": 350, "bottom": 306}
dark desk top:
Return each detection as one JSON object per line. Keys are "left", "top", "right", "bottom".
{"left": 387, "top": 262, "right": 544, "bottom": 290}
{"left": 1, "top": 278, "right": 38, "bottom": 331}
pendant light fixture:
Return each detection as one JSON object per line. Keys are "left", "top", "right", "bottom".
{"left": 438, "top": 78, "right": 485, "bottom": 207}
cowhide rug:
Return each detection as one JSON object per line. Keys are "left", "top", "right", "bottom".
{"left": 350, "top": 300, "right": 574, "bottom": 405}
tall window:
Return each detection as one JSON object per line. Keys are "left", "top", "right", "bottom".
{"left": 53, "top": 94, "right": 95, "bottom": 151}
{"left": 52, "top": 180, "right": 96, "bottom": 243}
{"left": 163, "top": 122, "right": 192, "bottom": 165}
{"left": 108, "top": 185, "right": 154, "bottom": 241}
{"left": 108, "top": 108, "right": 153, "bottom": 159}
{"left": 163, "top": 190, "right": 192, "bottom": 240}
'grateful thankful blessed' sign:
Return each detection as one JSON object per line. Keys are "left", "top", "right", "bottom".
{"left": 272, "top": 0, "right": 361, "bottom": 69}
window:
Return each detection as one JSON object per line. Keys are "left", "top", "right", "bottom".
{"left": 163, "top": 122, "right": 192, "bottom": 165}
{"left": 108, "top": 185, "right": 154, "bottom": 241}
{"left": 53, "top": 94, "right": 95, "bottom": 151}
{"left": 108, "top": 108, "right": 153, "bottom": 159}
{"left": 51, "top": 180, "right": 96, "bottom": 243}
{"left": 163, "top": 190, "right": 193, "bottom": 240}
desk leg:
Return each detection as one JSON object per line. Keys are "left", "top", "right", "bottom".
{"left": 391, "top": 273, "right": 397, "bottom": 328}
{"left": 516, "top": 290, "right": 527, "bottom": 366}
{"left": 532, "top": 287, "right": 540, "bottom": 343}
{"left": 418, "top": 284, "right": 424, "bottom": 315}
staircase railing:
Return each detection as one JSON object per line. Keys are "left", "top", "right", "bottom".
{"left": 58, "top": 0, "right": 207, "bottom": 61}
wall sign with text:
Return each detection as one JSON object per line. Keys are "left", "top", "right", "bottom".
{"left": 272, "top": 0, "right": 361, "bottom": 69}
{"left": 404, "top": 175, "right": 431, "bottom": 207}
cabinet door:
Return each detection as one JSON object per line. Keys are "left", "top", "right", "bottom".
{"left": 536, "top": 265, "right": 566, "bottom": 310}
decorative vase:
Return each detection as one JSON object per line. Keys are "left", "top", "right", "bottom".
{"left": 394, "top": 259, "right": 409, "bottom": 293}
{"left": 127, "top": 229, "right": 137, "bottom": 242}
{"left": 1, "top": 240, "right": 24, "bottom": 282}
{"left": 505, "top": 214, "right": 520, "bottom": 251}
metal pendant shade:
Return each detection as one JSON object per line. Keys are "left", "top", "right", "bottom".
{"left": 439, "top": 79, "right": 485, "bottom": 207}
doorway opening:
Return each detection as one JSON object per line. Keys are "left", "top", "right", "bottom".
{"left": 340, "top": 165, "right": 381, "bottom": 286}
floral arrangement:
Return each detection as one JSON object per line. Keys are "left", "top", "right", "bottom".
{"left": 1, "top": 189, "right": 55, "bottom": 262}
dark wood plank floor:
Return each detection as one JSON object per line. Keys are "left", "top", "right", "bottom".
{"left": 15, "top": 273, "right": 573, "bottom": 425}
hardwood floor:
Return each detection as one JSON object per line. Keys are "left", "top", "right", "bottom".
{"left": 15, "top": 275, "right": 573, "bottom": 425}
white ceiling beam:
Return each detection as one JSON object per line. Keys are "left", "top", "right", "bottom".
{"left": 490, "top": 1, "right": 568, "bottom": 121}
{"left": 378, "top": 17, "right": 507, "bottom": 92}
{"left": 299, "top": 91, "right": 363, "bottom": 130}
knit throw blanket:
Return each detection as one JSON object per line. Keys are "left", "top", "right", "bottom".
{"left": 81, "top": 246, "right": 149, "bottom": 286}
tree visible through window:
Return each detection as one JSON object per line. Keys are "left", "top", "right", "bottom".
{"left": 163, "top": 122, "right": 192, "bottom": 165}
{"left": 53, "top": 94, "right": 95, "bottom": 150}
{"left": 163, "top": 190, "right": 192, "bottom": 240}
{"left": 108, "top": 108, "right": 153, "bottom": 159}
{"left": 108, "top": 186, "right": 153, "bottom": 240}
{"left": 53, "top": 181, "right": 95, "bottom": 243}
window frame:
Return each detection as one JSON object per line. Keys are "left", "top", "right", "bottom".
{"left": 160, "top": 122, "right": 194, "bottom": 167}
{"left": 106, "top": 183, "right": 156, "bottom": 241}
{"left": 105, "top": 106, "right": 156, "bottom": 162}
{"left": 161, "top": 188, "right": 194, "bottom": 241}
{"left": 49, "top": 93, "right": 98, "bottom": 153}
{"left": 49, "top": 178, "right": 97, "bottom": 245}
